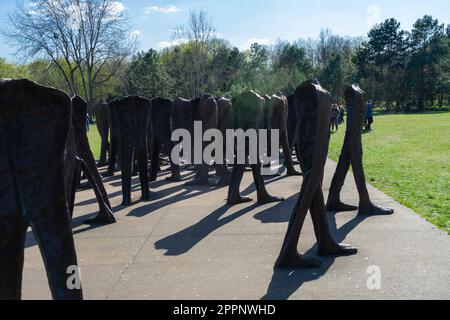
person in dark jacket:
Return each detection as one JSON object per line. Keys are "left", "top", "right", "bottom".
{"left": 365, "top": 100, "right": 374, "bottom": 131}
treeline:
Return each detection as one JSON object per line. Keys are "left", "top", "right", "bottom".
{"left": 1, "top": 13, "right": 450, "bottom": 113}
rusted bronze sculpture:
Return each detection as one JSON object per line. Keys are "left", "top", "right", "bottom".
{"left": 227, "top": 91, "right": 284, "bottom": 205}
{"left": 67, "top": 96, "right": 116, "bottom": 225}
{"left": 0, "top": 79, "right": 83, "bottom": 299}
{"left": 111, "top": 96, "right": 151, "bottom": 206}
{"left": 276, "top": 80, "right": 357, "bottom": 269}
{"left": 326, "top": 85, "right": 394, "bottom": 215}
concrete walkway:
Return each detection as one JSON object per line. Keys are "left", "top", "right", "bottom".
{"left": 22, "top": 160, "right": 450, "bottom": 300}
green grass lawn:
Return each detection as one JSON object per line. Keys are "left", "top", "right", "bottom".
{"left": 329, "top": 112, "right": 450, "bottom": 234}
{"left": 87, "top": 112, "right": 450, "bottom": 234}
{"left": 87, "top": 127, "right": 102, "bottom": 159}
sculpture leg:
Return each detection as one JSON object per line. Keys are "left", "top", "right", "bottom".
{"left": 186, "top": 163, "right": 209, "bottom": 186}
{"left": 326, "top": 148, "right": 358, "bottom": 212}
{"left": 76, "top": 130, "right": 116, "bottom": 224}
{"left": 0, "top": 215, "right": 27, "bottom": 300}
{"left": 149, "top": 137, "right": 161, "bottom": 182}
{"left": 105, "top": 133, "right": 118, "bottom": 177}
{"left": 262, "top": 128, "right": 276, "bottom": 173}
{"left": 295, "top": 140, "right": 301, "bottom": 165}
{"left": 81, "top": 158, "right": 112, "bottom": 210}
{"left": 31, "top": 207, "right": 83, "bottom": 300}
{"left": 136, "top": 141, "right": 150, "bottom": 201}
{"left": 162, "top": 137, "right": 181, "bottom": 182}
{"left": 120, "top": 142, "right": 134, "bottom": 206}
{"left": 275, "top": 186, "right": 322, "bottom": 269}
{"left": 281, "top": 130, "right": 301, "bottom": 176}
{"left": 79, "top": 160, "right": 116, "bottom": 225}
{"left": 68, "top": 159, "right": 82, "bottom": 219}
{"left": 227, "top": 165, "right": 252, "bottom": 205}
{"left": 98, "top": 128, "right": 109, "bottom": 167}
{"left": 252, "top": 164, "right": 284, "bottom": 204}
{"left": 214, "top": 130, "right": 231, "bottom": 187}
{"left": 215, "top": 163, "right": 230, "bottom": 187}
{"left": 310, "top": 187, "right": 358, "bottom": 256}
{"left": 293, "top": 125, "right": 301, "bottom": 163}
{"left": 350, "top": 146, "right": 394, "bottom": 216}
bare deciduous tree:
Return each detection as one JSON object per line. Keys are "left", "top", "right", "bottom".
{"left": 172, "top": 9, "right": 216, "bottom": 45}
{"left": 171, "top": 9, "right": 216, "bottom": 97}
{"left": 3, "top": 0, "right": 136, "bottom": 113}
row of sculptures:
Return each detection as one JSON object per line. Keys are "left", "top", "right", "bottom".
{"left": 0, "top": 78, "right": 393, "bottom": 300}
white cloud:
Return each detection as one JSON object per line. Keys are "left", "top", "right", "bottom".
{"left": 145, "top": 5, "right": 180, "bottom": 14}
{"left": 156, "top": 39, "right": 187, "bottom": 48}
{"left": 156, "top": 41, "right": 173, "bottom": 48}
{"left": 367, "top": 4, "right": 382, "bottom": 28}
{"left": 242, "top": 38, "right": 273, "bottom": 50}
{"left": 111, "top": 1, "right": 126, "bottom": 15}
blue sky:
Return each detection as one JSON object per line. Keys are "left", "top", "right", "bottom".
{"left": 1, "top": 0, "right": 450, "bottom": 61}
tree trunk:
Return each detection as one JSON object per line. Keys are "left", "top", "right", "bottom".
{"left": 418, "top": 68, "right": 425, "bottom": 112}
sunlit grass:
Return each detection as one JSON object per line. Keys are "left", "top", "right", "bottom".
{"left": 329, "top": 112, "right": 450, "bottom": 234}
{"left": 87, "top": 126, "right": 101, "bottom": 159}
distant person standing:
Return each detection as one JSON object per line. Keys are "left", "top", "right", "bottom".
{"left": 330, "top": 104, "right": 340, "bottom": 132}
{"left": 338, "top": 105, "right": 345, "bottom": 124}
{"left": 365, "top": 100, "right": 374, "bottom": 131}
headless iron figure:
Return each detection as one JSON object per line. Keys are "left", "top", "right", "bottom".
{"left": 326, "top": 85, "right": 394, "bottom": 216}
{"left": 276, "top": 80, "right": 357, "bottom": 269}
{"left": 267, "top": 95, "right": 302, "bottom": 176}
{"left": 0, "top": 79, "right": 83, "bottom": 299}
{"left": 227, "top": 91, "right": 284, "bottom": 206}
{"left": 112, "top": 96, "right": 151, "bottom": 206}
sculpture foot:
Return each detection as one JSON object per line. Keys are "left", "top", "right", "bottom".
{"left": 358, "top": 202, "right": 394, "bottom": 216}
{"left": 286, "top": 169, "right": 302, "bottom": 176}
{"left": 83, "top": 213, "right": 116, "bottom": 226}
{"left": 165, "top": 174, "right": 182, "bottom": 182}
{"left": 318, "top": 243, "right": 358, "bottom": 257}
{"left": 185, "top": 178, "right": 209, "bottom": 186}
{"left": 258, "top": 194, "right": 284, "bottom": 205}
{"left": 227, "top": 196, "right": 253, "bottom": 206}
{"left": 327, "top": 200, "right": 358, "bottom": 212}
{"left": 275, "top": 253, "right": 322, "bottom": 269}
{"left": 122, "top": 197, "right": 133, "bottom": 207}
